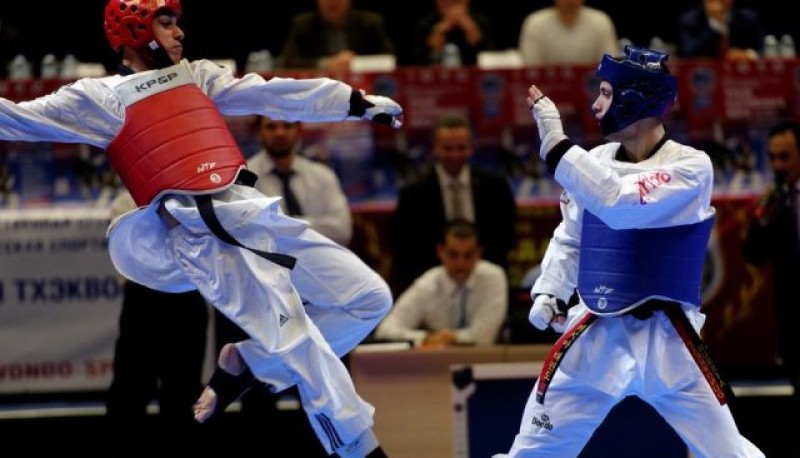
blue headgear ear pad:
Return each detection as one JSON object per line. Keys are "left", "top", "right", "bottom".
{"left": 615, "top": 89, "right": 646, "bottom": 124}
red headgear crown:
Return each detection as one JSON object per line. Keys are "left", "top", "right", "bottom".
{"left": 104, "top": 0, "right": 182, "bottom": 51}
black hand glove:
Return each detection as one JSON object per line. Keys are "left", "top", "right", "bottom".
{"left": 347, "top": 88, "right": 403, "bottom": 128}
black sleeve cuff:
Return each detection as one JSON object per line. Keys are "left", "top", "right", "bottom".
{"left": 347, "top": 89, "right": 368, "bottom": 117}
{"left": 545, "top": 139, "right": 575, "bottom": 176}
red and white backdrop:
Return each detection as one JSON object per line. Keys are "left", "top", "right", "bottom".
{"left": 0, "top": 61, "right": 795, "bottom": 393}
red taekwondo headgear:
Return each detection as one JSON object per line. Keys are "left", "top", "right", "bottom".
{"left": 104, "top": 0, "right": 182, "bottom": 51}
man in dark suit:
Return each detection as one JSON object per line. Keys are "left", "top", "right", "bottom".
{"left": 279, "top": 0, "right": 395, "bottom": 73}
{"left": 410, "top": 0, "right": 496, "bottom": 66}
{"left": 389, "top": 114, "right": 517, "bottom": 296}
{"left": 677, "top": 0, "right": 764, "bottom": 59}
{"left": 742, "top": 120, "right": 800, "bottom": 456}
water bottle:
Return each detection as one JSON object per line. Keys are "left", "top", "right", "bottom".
{"left": 648, "top": 36, "right": 667, "bottom": 52}
{"left": 40, "top": 53, "right": 60, "bottom": 79}
{"left": 245, "top": 49, "right": 274, "bottom": 74}
{"left": 441, "top": 43, "right": 461, "bottom": 68}
{"left": 779, "top": 34, "right": 796, "bottom": 59}
{"left": 262, "top": 50, "right": 274, "bottom": 73}
{"left": 261, "top": 50, "right": 274, "bottom": 73}
{"left": 245, "top": 51, "right": 259, "bottom": 73}
{"left": 762, "top": 35, "right": 779, "bottom": 58}
{"left": 60, "top": 53, "right": 79, "bottom": 79}
{"left": 7, "top": 54, "right": 32, "bottom": 80}
{"left": 618, "top": 37, "right": 634, "bottom": 54}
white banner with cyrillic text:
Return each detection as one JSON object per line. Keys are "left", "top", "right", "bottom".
{"left": 0, "top": 207, "right": 122, "bottom": 393}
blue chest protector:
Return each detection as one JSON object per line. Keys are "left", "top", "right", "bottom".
{"left": 577, "top": 211, "right": 714, "bottom": 314}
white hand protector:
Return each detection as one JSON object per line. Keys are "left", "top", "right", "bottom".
{"left": 529, "top": 94, "right": 567, "bottom": 160}
{"left": 529, "top": 294, "right": 567, "bottom": 333}
{"left": 363, "top": 94, "right": 403, "bottom": 128}
{"left": 347, "top": 89, "right": 403, "bottom": 128}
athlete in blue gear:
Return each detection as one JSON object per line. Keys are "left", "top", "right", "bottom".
{"left": 494, "top": 46, "right": 764, "bottom": 458}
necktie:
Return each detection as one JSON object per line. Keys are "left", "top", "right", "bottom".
{"left": 718, "top": 34, "right": 729, "bottom": 58}
{"left": 449, "top": 181, "right": 465, "bottom": 220}
{"left": 451, "top": 285, "right": 468, "bottom": 329}
{"left": 273, "top": 169, "right": 303, "bottom": 216}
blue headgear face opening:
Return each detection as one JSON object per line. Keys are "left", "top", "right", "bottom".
{"left": 595, "top": 45, "right": 678, "bottom": 136}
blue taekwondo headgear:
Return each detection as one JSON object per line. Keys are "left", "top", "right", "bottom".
{"left": 595, "top": 45, "right": 678, "bottom": 136}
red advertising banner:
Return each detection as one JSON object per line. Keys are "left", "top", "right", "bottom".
{"left": 720, "top": 59, "right": 794, "bottom": 128}
{"left": 387, "top": 67, "right": 476, "bottom": 131}
{"left": 674, "top": 59, "right": 723, "bottom": 139}
{"left": 509, "top": 65, "right": 602, "bottom": 144}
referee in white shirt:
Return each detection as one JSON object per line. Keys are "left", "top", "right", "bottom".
{"left": 375, "top": 219, "right": 508, "bottom": 347}
{"left": 246, "top": 115, "right": 353, "bottom": 246}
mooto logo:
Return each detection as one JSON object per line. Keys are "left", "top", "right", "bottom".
{"left": 209, "top": 173, "right": 221, "bottom": 184}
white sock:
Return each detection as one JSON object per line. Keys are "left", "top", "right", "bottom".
{"left": 335, "top": 428, "right": 380, "bottom": 458}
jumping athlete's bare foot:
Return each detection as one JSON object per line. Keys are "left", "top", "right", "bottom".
{"left": 193, "top": 343, "right": 250, "bottom": 423}
{"left": 193, "top": 386, "right": 217, "bottom": 423}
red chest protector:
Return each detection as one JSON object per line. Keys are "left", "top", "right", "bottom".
{"left": 106, "top": 64, "right": 246, "bottom": 207}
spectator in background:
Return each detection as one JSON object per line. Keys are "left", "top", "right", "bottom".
{"left": 248, "top": 115, "right": 352, "bottom": 246}
{"left": 518, "top": 0, "right": 619, "bottom": 67}
{"left": 742, "top": 120, "right": 800, "bottom": 452}
{"left": 677, "top": 0, "right": 763, "bottom": 60}
{"left": 105, "top": 190, "right": 209, "bottom": 455}
{"left": 213, "top": 114, "right": 354, "bottom": 457}
{"left": 0, "top": 162, "right": 19, "bottom": 207}
{"left": 389, "top": 114, "right": 517, "bottom": 296}
{"left": 279, "top": 0, "right": 395, "bottom": 73}
{"left": 376, "top": 219, "right": 508, "bottom": 347}
{"left": 410, "top": 0, "right": 496, "bottom": 67}
{"left": 0, "top": 16, "right": 22, "bottom": 79}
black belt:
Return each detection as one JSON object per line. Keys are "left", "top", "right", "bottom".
{"left": 194, "top": 169, "right": 296, "bottom": 270}
{"left": 655, "top": 302, "right": 733, "bottom": 405}
{"left": 628, "top": 299, "right": 676, "bottom": 320}
{"left": 234, "top": 168, "right": 258, "bottom": 187}
{"left": 535, "top": 299, "right": 732, "bottom": 406}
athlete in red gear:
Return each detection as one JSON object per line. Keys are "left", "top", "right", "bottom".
{"left": 0, "top": 2, "right": 402, "bottom": 457}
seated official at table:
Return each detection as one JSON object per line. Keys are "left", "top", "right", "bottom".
{"left": 375, "top": 219, "right": 508, "bottom": 347}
